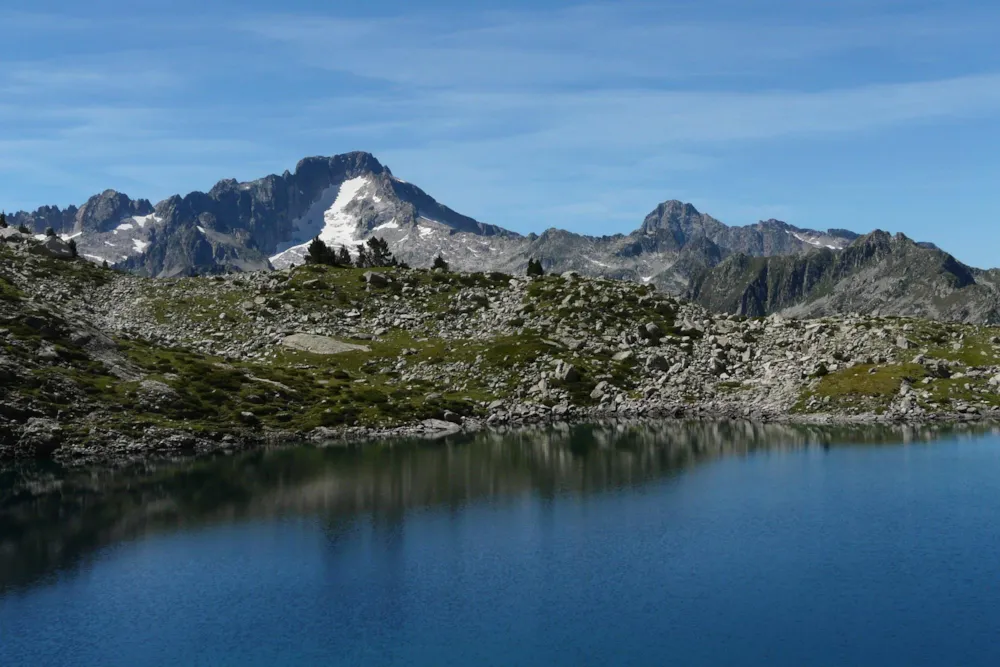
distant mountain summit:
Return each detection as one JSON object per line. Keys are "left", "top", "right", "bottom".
{"left": 11, "top": 151, "right": 997, "bottom": 322}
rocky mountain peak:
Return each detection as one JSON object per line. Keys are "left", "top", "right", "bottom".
{"left": 293, "top": 151, "right": 390, "bottom": 182}
{"left": 638, "top": 200, "right": 705, "bottom": 235}
{"left": 75, "top": 190, "right": 153, "bottom": 234}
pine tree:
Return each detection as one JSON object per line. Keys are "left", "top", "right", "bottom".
{"left": 432, "top": 255, "right": 449, "bottom": 271}
{"left": 0, "top": 212, "right": 7, "bottom": 229}
{"left": 366, "top": 236, "right": 395, "bottom": 266}
{"left": 68, "top": 239, "right": 78, "bottom": 258}
{"left": 102, "top": 260, "right": 109, "bottom": 269}
{"left": 337, "top": 246, "right": 351, "bottom": 266}
{"left": 44, "top": 227, "right": 56, "bottom": 237}
{"left": 17, "top": 224, "right": 30, "bottom": 234}
{"left": 306, "top": 237, "right": 337, "bottom": 266}
{"left": 526, "top": 258, "right": 545, "bottom": 277}
{"left": 354, "top": 243, "right": 371, "bottom": 268}
{"left": 352, "top": 237, "right": 398, "bottom": 268}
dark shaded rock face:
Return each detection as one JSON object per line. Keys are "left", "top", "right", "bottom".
{"left": 634, "top": 201, "right": 725, "bottom": 252}
{"left": 688, "top": 231, "right": 1000, "bottom": 323}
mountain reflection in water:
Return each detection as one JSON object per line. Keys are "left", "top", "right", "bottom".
{"left": 0, "top": 420, "right": 995, "bottom": 594}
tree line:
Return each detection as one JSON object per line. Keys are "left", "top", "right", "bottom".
{"left": 306, "top": 236, "right": 406, "bottom": 268}
{"left": 306, "top": 235, "right": 547, "bottom": 276}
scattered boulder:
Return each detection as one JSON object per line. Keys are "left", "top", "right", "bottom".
{"left": 553, "top": 360, "right": 580, "bottom": 383}
{"left": 645, "top": 354, "right": 669, "bottom": 371}
{"left": 421, "top": 418, "right": 461, "bottom": 437}
{"left": 364, "top": 271, "right": 388, "bottom": 288}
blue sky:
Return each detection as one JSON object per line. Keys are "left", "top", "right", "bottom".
{"left": 3, "top": 0, "right": 1000, "bottom": 266}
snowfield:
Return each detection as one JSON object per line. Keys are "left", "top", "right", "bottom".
{"left": 269, "top": 176, "right": 371, "bottom": 269}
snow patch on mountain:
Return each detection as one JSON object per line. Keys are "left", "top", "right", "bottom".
{"left": 133, "top": 239, "right": 149, "bottom": 253}
{"left": 131, "top": 214, "right": 159, "bottom": 228}
{"left": 372, "top": 220, "right": 399, "bottom": 232}
{"left": 789, "top": 230, "right": 847, "bottom": 250}
{"left": 269, "top": 176, "right": 373, "bottom": 269}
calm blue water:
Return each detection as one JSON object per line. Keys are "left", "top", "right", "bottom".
{"left": 3, "top": 422, "right": 1000, "bottom": 666}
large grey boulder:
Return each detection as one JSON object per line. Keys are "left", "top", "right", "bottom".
{"left": 0, "top": 227, "right": 30, "bottom": 242}
{"left": 281, "top": 334, "right": 370, "bottom": 355}
{"left": 364, "top": 271, "right": 388, "bottom": 288}
{"left": 553, "top": 360, "right": 579, "bottom": 383}
{"left": 646, "top": 354, "right": 669, "bottom": 371}
{"left": 29, "top": 236, "right": 74, "bottom": 259}
{"left": 17, "top": 418, "right": 64, "bottom": 457}
{"left": 421, "top": 418, "right": 462, "bottom": 437}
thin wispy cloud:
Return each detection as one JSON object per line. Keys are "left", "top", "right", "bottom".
{"left": 240, "top": 4, "right": 1000, "bottom": 86}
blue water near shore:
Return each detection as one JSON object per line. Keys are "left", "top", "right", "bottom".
{"left": 3, "top": 423, "right": 1000, "bottom": 666}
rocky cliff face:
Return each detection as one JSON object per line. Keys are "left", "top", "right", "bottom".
{"left": 689, "top": 231, "right": 1000, "bottom": 323}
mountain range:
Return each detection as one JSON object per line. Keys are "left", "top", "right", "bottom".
{"left": 10, "top": 151, "right": 999, "bottom": 323}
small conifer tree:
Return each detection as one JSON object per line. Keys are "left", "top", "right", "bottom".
{"left": 337, "top": 246, "right": 351, "bottom": 266}
{"left": 432, "top": 255, "right": 449, "bottom": 271}
{"left": 306, "top": 237, "right": 337, "bottom": 266}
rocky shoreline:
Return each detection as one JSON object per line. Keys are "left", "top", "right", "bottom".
{"left": 21, "top": 405, "right": 1000, "bottom": 469}
{"left": 5, "top": 228, "right": 1000, "bottom": 466}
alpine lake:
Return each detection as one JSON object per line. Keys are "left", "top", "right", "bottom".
{"left": 3, "top": 420, "right": 1000, "bottom": 666}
